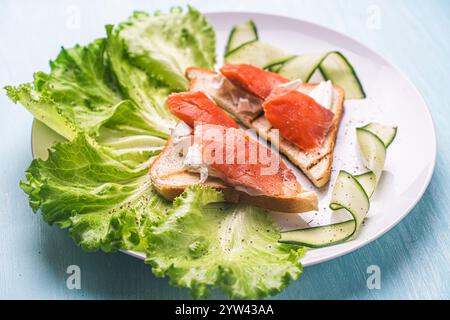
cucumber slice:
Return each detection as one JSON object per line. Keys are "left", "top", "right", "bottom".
{"left": 276, "top": 53, "right": 328, "bottom": 82}
{"left": 356, "top": 128, "right": 386, "bottom": 183}
{"left": 328, "top": 170, "right": 370, "bottom": 220}
{"left": 355, "top": 171, "right": 377, "bottom": 198}
{"left": 280, "top": 123, "right": 397, "bottom": 248}
{"left": 361, "top": 123, "right": 398, "bottom": 148}
{"left": 270, "top": 52, "right": 366, "bottom": 99}
{"left": 224, "top": 40, "right": 295, "bottom": 69}
{"left": 277, "top": 52, "right": 366, "bottom": 99}
{"left": 280, "top": 220, "right": 355, "bottom": 248}
{"left": 225, "top": 20, "right": 258, "bottom": 55}
{"left": 319, "top": 52, "right": 366, "bottom": 99}
{"left": 280, "top": 171, "right": 369, "bottom": 247}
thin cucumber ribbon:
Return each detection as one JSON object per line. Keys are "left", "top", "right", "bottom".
{"left": 280, "top": 123, "right": 397, "bottom": 248}
{"left": 274, "top": 51, "right": 366, "bottom": 99}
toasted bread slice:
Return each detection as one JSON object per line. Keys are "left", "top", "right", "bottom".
{"left": 149, "top": 137, "right": 318, "bottom": 213}
{"left": 187, "top": 69, "right": 345, "bottom": 188}
{"left": 253, "top": 84, "right": 345, "bottom": 187}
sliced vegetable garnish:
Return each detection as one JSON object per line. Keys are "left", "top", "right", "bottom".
{"left": 280, "top": 123, "right": 397, "bottom": 247}
{"left": 281, "top": 171, "right": 368, "bottom": 247}
{"left": 276, "top": 53, "right": 328, "bottom": 82}
{"left": 361, "top": 122, "right": 398, "bottom": 148}
{"left": 225, "top": 20, "right": 258, "bottom": 55}
{"left": 318, "top": 52, "right": 366, "bottom": 99}
{"left": 356, "top": 127, "right": 386, "bottom": 183}
{"left": 225, "top": 40, "right": 295, "bottom": 70}
{"left": 278, "top": 52, "right": 366, "bottom": 99}
{"left": 354, "top": 171, "right": 377, "bottom": 198}
{"left": 224, "top": 21, "right": 366, "bottom": 99}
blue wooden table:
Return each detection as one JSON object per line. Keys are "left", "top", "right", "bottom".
{"left": 1, "top": 0, "right": 449, "bottom": 299}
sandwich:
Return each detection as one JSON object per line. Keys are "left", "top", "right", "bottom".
{"left": 186, "top": 64, "right": 345, "bottom": 188}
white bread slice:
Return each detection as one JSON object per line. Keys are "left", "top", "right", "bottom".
{"left": 187, "top": 69, "right": 344, "bottom": 188}
{"left": 149, "top": 137, "right": 318, "bottom": 213}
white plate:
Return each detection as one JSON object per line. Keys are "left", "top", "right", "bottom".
{"left": 31, "top": 11, "right": 436, "bottom": 267}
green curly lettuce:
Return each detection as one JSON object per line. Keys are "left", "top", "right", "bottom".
{"left": 5, "top": 39, "right": 123, "bottom": 138}
{"left": 34, "top": 39, "right": 123, "bottom": 130}
{"left": 5, "top": 84, "right": 167, "bottom": 162}
{"left": 21, "top": 134, "right": 171, "bottom": 252}
{"left": 147, "top": 186, "right": 305, "bottom": 299}
{"left": 5, "top": 84, "right": 78, "bottom": 140}
{"left": 117, "top": 6, "right": 216, "bottom": 91}
{"left": 95, "top": 100, "right": 167, "bottom": 166}
{"left": 105, "top": 25, "right": 176, "bottom": 138}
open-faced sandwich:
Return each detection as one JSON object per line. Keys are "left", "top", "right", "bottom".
{"left": 186, "top": 65, "right": 345, "bottom": 188}
{"left": 150, "top": 91, "right": 318, "bottom": 213}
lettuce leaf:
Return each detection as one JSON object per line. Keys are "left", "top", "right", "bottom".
{"left": 5, "top": 84, "right": 78, "bottom": 140}
{"left": 105, "top": 25, "right": 176, "bottom": 138}
{"left": 95, "top": 100, "right": 167, "bottom": 167}
{"left": 5, "top": 84, "right": 167, "bottom": 162}
{"left": 34, "top": 39, "right": 123, "bottom": 131}
{"left": 21, "top": 134, "right": 171, "bottom": 252}
{"left": 147, "top": 186, "right": 305, "bottom": 299}
{"left": 5, "top": 39, "right": 123, "bottom": 138}
{"left": 118, "top": 6, "right": 216, "bottom": 91}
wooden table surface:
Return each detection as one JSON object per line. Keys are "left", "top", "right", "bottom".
{"left": 1, "top": 0, "right": 449, "bottom": 299}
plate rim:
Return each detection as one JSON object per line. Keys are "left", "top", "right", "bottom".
{"left": 31, "top": 10, "right": 437, "bottom": 267}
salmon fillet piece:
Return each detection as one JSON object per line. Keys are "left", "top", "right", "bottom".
{"left": 194, "top": 124, "right": 302, "bottom": 197}
{"left": 166, "top": 91, "right": 239, "bottom": 129}
{"left": 220, "top": 64, "right": 289, "bottom": 99}
{"left": 263, "top": 87, "right": 335, "bottom": 151}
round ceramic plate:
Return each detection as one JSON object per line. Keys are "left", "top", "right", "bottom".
{"left": 31, "top": 11, "right": 436, "bottom": 267}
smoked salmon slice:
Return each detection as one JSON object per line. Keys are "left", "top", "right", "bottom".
{"left": 263, "top": 87, "right": 335, "bottom": 152}
{"left": 194, "top": 124, "right": 302, "bottom": 197}
{"left": 220, "top": 64, "right": 289, "bottom": 99}
{"left": 166, "top": 91, "right": 239, "bottom": 129}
